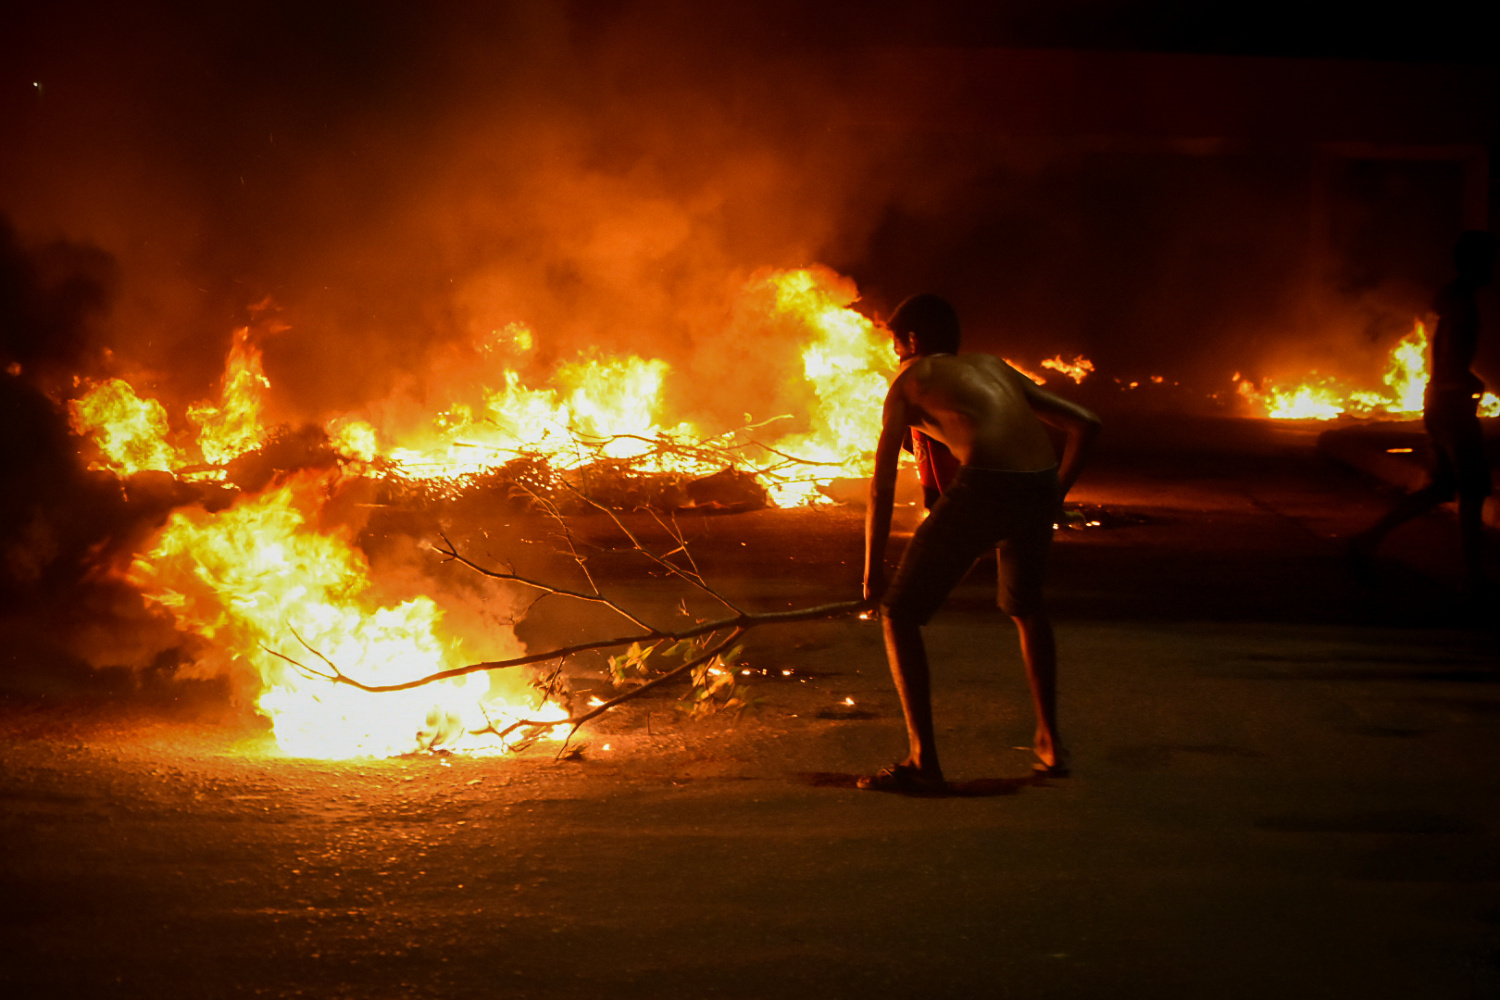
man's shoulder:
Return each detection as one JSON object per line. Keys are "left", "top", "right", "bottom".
{"left": 1434, "top": 280, "right": 1476, "bottom": 314}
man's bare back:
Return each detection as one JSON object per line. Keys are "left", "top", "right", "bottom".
{"left": 879, "top": 352, "right": 1099, "bottom": 511}
{"left": 892, "top": 352, "right": 1067, "bottom": 475}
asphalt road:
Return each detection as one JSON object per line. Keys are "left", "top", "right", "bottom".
{"left": 2, "top": 414, "right": 1498, "bottom": 999}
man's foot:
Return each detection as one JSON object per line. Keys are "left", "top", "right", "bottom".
{"left": 856, "top": 763, "right": 947, "bottom": 794}
{"left": 1458, "top": 574, "right": 1496, "bottom": 615}
{"left": 1345, "top": 534, "right": 1378, "bottom": 582}
{"left": 1460, "top": 571, "right": 1493, "bottom": 595}
{"left": 1031, "top": 749, "right": 1071, "bottom": 778}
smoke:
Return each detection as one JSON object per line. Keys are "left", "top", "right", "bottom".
{"left": 6, "top": 1, "right": 1490, "bottom": 706}
{"left": 4, "top": 2, "right": 892, "bottom": 429}
{"left": 3, "top": 1, "right": 1486, "bottom": 423}
{"left": 0, "top": 217, "right": 120, "bottom": 587}
{"left": 0, "top": 216, "right": 117, "bottom": 380}
{"left": 0, "top": 215, "right": 193, "bottom": 684}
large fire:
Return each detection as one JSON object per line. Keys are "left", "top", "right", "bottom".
{"left": 1236, "top": 319, "right": 1500, "bottom": 421}
{"left": 66, "top": 267, "right": 904, "bottom": 758}
{"left": 78, "top": 261, "right": 1495, "bottom": 758}
{"left": 129, "top": 473, "right": 554, "bottom": 758}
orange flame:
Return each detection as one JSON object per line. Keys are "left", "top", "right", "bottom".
{"left": 67, "top": 267, "right": 904, "bottom": 757}
{"left": 755, "top": 268, "right": 890, "bottom": 504}
{"left": 1003, "top": 359, "right": 1047, "bottom": 385}
{"left": 1040, "top": 354, "right": 1095, "bottom": 384}
{"left": 130, "top": 472, "right": 562, "bottom": 757}
{"left": 68, "top": 377, "right": 185, "bottom": 475}
{"left": 1237, "top": 319, "right": 1500, "bottom": 420}
{"left": 326, "top": 266, "right": 893, "bottom": 506}
{"left": 186, "top": 326, "right": 274, "bottom": 468}
{"left": 368, "top": 345, "right": 711, "bottom": 483}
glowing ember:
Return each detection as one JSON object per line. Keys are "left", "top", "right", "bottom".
{"left": 1040, "top": 354, "right": 1095, "bottom": 384}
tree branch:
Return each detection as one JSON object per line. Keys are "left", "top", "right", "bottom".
{"left": 431, "top": 530, "right": 653, "bottom": 631}
{"left": 566, "top": 486, "right": 742, "bottom": 615}
{"left": 263, "top": 599, "right": 863, "bottom": 693}
{"left": 467, "top": 628, "right": 745, "bottom": 750}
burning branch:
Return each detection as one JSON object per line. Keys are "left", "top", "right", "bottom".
{"left": 466, "top": 629, "right": 747, "bottom": 752}
{"left": 263, "top": 599, "right": 860, "bottom": 694}
{"left": 258, "top": 479, "right": 863, "bottom": 749}
{"left": 567, "top": 489, "right": 742, "bottom": 614}
{"left": 374, "top": 418, "right": 854, "bottom": 513}
{"left": 432, "top": 529, "right": 657, "bottom": 632}
{"left": 68, "top": 266, "right": 896, "bottom": 757}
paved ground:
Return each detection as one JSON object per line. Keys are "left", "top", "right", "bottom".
{"left": 2, "top": 414, "right": 1498, "bottom": 999}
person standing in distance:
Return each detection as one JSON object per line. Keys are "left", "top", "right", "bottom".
{"left": 1351, "top": 230, "right": 1498, "bottom": 593}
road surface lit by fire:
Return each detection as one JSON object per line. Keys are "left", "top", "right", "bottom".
{"left": 3, "top": 415, "right": 1498, "bottom": 999}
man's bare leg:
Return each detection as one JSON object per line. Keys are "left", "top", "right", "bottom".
{"left": 878, "top": 615, "right": 943, "bottom": 782}
{"left": 1013, "top": 612, "right": 1065, "bottom": 773}
{"left": 1459, "top": 492, "right": 1490, "bottom": 591}
{"left": 1349, "top": 485, "right": 1444, "bottom": 562}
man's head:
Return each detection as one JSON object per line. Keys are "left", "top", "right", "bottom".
{"left": 1454, "top": 230, "right": 1498, "bottom": 286}
{"left": 887, "top": 294, "right": 960, "bottom": 359}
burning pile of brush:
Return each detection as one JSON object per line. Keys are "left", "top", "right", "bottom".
{"left": 39, "top": 253, "right": 1476, "bottom": 760}
{"left": 54, "top": 268, "right": 896, "bottom": 758}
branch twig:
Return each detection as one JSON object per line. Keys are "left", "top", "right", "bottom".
{"left": 262, "top": 599, "right": 863, "bottom": 693}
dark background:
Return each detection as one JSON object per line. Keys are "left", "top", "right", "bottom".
{"left": 3, "top": 0, "right": 1498, "bottom": 422}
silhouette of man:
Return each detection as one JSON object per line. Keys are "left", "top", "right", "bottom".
{"left": 1350, "top": 230, "right": 1497, "bottom": 591}
{"left": 860, "top": 294, "right": 1100, "bottom": 792}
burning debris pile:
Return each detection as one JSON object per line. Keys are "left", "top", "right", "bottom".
{"left": 42, "top": 247, "right": 1474, "bottom": 761}
{"left": 71, "top": 269, "right": 889, "bottom": 508}
{"left": 55, "top": 266, "right": 899, "bottom": 758}
{"left": 1235, "top": 318, "right": 1500, "bottom": 422}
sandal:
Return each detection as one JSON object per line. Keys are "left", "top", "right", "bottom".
{"left": 1032, "top": 751, "right": 1071, "bottom": 778}
{"left": 857, "top": 763, "right": 947, "bottom": 794}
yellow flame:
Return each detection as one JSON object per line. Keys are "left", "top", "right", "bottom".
{"left": 131, "top": 472, "right": 562, "bottom": 758}
{"left": 325, "top": 416, "right": 380, "bottom": 464}
{"left": 1040, "top": 354, "right": 1095, "bottom": 384}
{"left": 1240, "top": 319, "right": 1470, "bottom": 421}
{"left": 757, "top": 267, "right": 890, "bottom": 504}
{"left": 187, "top": 326, "right": 273, "bottom": 466}
{"left": 1238, "top": 374, "right": 1346, "bottom": 420}
{"left": 68, "top": 377, "right": 185, "bottom": 475}
{"left": 346, "top": 267, "right": 893, "bottom": 506}
{"left": 381, "top": 348, "right": 701, "bottom": 478}
{"left": 64, "top": 267, "right": 909, "bottom": 757}
{"left": 1004, "top": 359, "right": 1047, "bottom": 385}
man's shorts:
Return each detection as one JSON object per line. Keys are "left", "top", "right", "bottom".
{"left": 1424, "top": 388, "right": 1493, "bottom": 500}
{"left": 881, "top": 465, "right": 1059, "bottom": 624}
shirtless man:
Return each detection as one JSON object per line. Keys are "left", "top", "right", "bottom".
{"left": 1350, "top": 230, "right": 1497, "bottom": 592}
{"left": 860, "top": 294, "right": 1101, "bottom": 792}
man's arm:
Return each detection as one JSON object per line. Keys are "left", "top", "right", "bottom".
{"left": 863, "top": 386, "right": 910, "bottom": 603}
{"left": 1431, "top": 290, "right": 1485, "bottom": 393}
{"left": 1020, "top": 380, "right": 1101, "bottom": 498}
